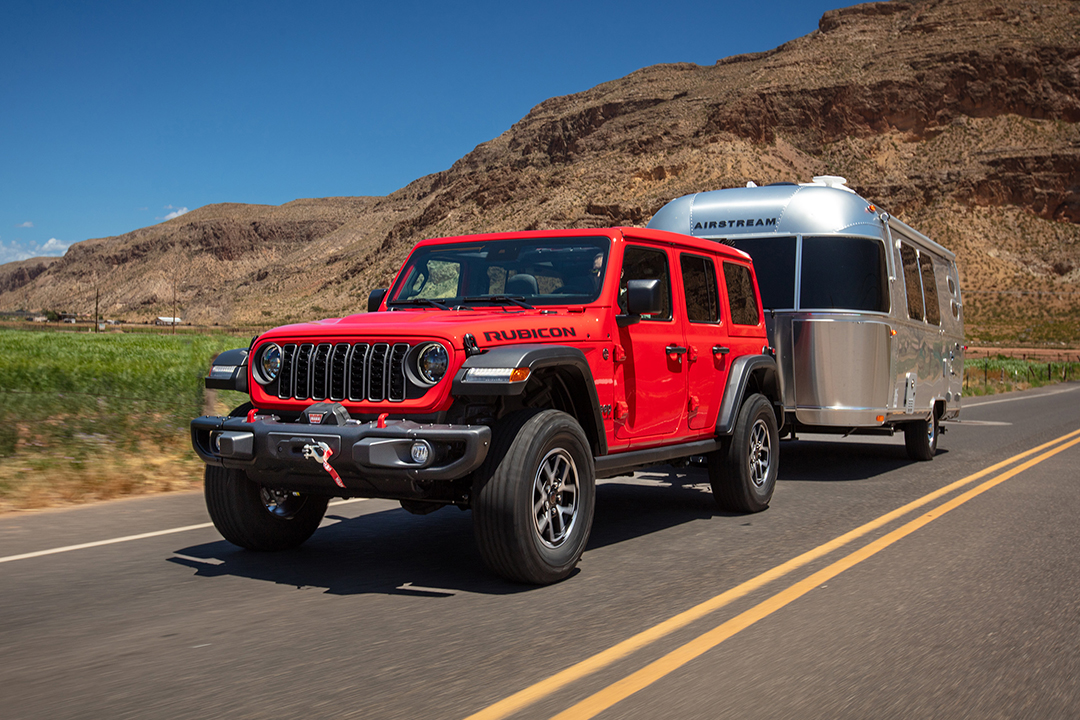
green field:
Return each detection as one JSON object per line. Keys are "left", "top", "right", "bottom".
{"left": 0, "top": 329, "right": 248, "bottom": 510}
{"left": 0, "top": 328, "right": 1076, "bottom": 511}
{"left": 963, "top": 354, "right": 1080, "bottom": 396}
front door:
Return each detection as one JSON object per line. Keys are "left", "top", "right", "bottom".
{"left": 614, "top": 244, "right": 687, "bottom": 441}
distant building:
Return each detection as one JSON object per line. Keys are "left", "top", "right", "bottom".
{"left": 155, "top": 316, "right": 182, "bottom": 326}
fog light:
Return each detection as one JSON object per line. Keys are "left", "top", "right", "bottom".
{"left": 410, "top": 441, "right": 431, "bottom": 465}
{"left": 211, "top": 432, "right": 221, "bottom": 453}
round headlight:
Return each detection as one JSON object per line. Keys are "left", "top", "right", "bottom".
{"left": 415, "top": 343, "right": 449, "bottom": 385}
{"left": 256, "top": 343, "right": 282, "bottom": 385}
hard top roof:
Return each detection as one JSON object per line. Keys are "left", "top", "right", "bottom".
{"left": 411, "top": 226, "right": 753, "bottom": 262}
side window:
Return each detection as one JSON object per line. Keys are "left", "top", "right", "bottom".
{"left": 619, "top": 245, "right": 671, "bottom": 321}
{"left": 919, "top": 254, "right": 941, "bottom": 325}
{"left": 723, "top": 262, "right": 760, "bottom": 326}
{"left": 948, "top": 262, "right": 962, "bottom": 320}
{"left": 680, "top": 253, "right": 720, "bottom": 323}
{"left": 901, "top": 243, "right": 924, "bottom": 321}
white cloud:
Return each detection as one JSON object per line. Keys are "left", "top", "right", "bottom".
{"left": 158, "top": 205, "right": 189, "bottom": 221}
{"left": 41, "top": 238, "right": 71, "bottom": 254}
{"left": 0, "top": 237, "right": 70, "bottom": 266}
{"left": 0, "top": 240, "right": 37, "bottom": 265}
{"left": 17, "top": 221, "right": 33, "bottom": 228}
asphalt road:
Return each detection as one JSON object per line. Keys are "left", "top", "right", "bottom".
{"left": 2, "top": 384, "right": 1079, "bottom": 719}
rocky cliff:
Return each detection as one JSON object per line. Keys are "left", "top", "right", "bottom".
{"left": 3, "top": 0, "right": 1078, "bottom": 343}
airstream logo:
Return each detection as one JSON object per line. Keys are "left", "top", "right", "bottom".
{"left": 483, "top": 327, "right": 577, "bottom": 342}
{"left": 694, "top": 218, "right": 777, "bottom": 230}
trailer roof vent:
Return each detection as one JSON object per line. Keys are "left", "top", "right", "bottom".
{"left": 810, "top": 175, "right": 855, "bottom": 192}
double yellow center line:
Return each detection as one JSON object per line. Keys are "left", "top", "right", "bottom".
{"left": 467, "top": 427, "right": 1080, "bottom": 720}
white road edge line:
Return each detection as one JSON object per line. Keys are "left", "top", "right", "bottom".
{"left": 0, "top": 523, "right": 215, "bottom": 564}
{"left": 0, "top": 497, "right": 369, "bottom": 565}
{"left": 966, "top": 384, "right": 1079, "bottom": 408}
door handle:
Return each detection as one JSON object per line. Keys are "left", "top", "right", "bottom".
{"left": 712, "top": 345, "right": 730, "bottom": 356}
{"left": 666, "top": 345, "right": 688, "bottom": 355}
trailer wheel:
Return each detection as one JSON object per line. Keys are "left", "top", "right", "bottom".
{"left": 472, "top": 409, "right": 595, "bottom": 584}
{"left": 204, "top": 465, "right": 328, "bottom": 551}
{"left": 904, "top": 414, "right": 938, "bottom": 461}
{"left": 710, "top": 394, "right": 778, "bottom": 513}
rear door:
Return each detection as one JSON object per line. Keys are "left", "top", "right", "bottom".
{"left": 679, "top": 252, "right": 731, "bottom": 431}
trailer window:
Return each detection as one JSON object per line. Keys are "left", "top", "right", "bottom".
{"left": 729, "top": 236, "right": 796, "bottom": 310}
{"left": 800, "top": 236, "right": 888, "bottom": 312}
{"left": 680, "top": 254, "right": 720, "bottom": 323}
{"left": 901, "top": 243, "right": 924, "bottom": 321}
{"left": 723, "top": 262, "right": 760, "bottom": 326}
{"left": 919, "top": 254, "right": 941, "bottom": 325}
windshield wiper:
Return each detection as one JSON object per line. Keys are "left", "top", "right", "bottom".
{"left": 462, "top": 295, "right": 535, "bottom": 310}
{"left": 386, "top": 298, "right": 452, "bottom": 310}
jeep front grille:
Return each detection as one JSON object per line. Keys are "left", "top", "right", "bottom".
{"left": 276, "top": 341, "right": 410, "bottom": 402}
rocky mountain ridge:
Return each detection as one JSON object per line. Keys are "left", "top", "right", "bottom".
{"left": 2, "top": 0, "right": 1078, "bottom": 343}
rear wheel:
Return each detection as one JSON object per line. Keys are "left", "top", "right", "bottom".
{"left": 904, "top": 413, "right": 938, "bottom": 461}
{"left": 710, "top": 394, "right": 778, "bottom": 513}
{"left": 472, "top": 409, "right": 595, "bottom": 584}
{"left": 204, "top": 465, "right": 328, "bottom": 550}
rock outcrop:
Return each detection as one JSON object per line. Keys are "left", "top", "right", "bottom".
{"left": 3, "top": 0, "right": 1078, "bottom": 342}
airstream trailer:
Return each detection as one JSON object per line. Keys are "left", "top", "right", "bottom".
{"left": 648, "top": 176, "right": 964, "bottom": 460}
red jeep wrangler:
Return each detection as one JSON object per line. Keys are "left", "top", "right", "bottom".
{"left": 192, "top": 227, "right": 782, "bottom": 583}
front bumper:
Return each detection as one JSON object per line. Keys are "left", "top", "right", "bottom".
{"left": 190, "top": 414, "right": 491, "bottom": 497}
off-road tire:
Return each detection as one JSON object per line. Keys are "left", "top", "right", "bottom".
{"left": 472, "top": 409, "right": 595, "bottom": 585}
{"left": 204, "top": 465, "right": 329, "bottom": 551}
{"left": 710, "top": 394, "right": 778, "bottom": 513}
{"left": 904, "top": 413, "right": 938, "bottom": 461}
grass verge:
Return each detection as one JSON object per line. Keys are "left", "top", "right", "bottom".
{"left": 0, "top": 329, "right": 248, "bottom": 512}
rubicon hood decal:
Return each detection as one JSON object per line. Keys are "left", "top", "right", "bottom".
{"left": 483, "top": 327, "right": 578, "bottom": 342}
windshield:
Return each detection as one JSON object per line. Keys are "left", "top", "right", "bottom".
{"left": 387, "top": 236, "right": 611, "bottom": 307}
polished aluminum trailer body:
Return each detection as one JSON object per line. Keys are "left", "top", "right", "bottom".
{"left": 648, "top": 177, "right": 964, "bottom": 438}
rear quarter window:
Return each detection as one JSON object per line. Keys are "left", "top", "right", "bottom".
{"left": 723, "top": 262, "right": 761, "bottom": 326}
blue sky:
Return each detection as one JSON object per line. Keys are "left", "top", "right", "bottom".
{"left": 1, "top": 0, "right": 857, "bottom": 265}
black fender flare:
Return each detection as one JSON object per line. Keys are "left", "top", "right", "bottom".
{"left": 205, "top": 347, "right": 250, "bottom": 393}
{"left": 452, "top": 344, "right": 607, "bottom": 456}
{"left": 715, "top": 354, "right": 783, "bottom": 436}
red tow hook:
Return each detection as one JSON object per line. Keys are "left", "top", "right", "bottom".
{"left": 377, "top": 412, "right": 389, "bottom": 429}
{"left": 302, "top": 441, "right": 345, "bottom": 489}
{"left": 246, "top": 408, "right": 259, "bottom": 423}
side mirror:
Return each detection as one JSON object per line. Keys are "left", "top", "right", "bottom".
{"left": 617, "top": 279, "right": 663, "bottom": 327}
{"left": 367, "top": 288, "right": 387, "bottom": 313}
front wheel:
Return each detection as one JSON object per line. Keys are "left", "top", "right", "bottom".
{"left": 204, "top": 466, "right": 329, "bottom": 551}
{"left": 710, "top": 394, "right": 779, "bottom": 513}
{"left": 904, "top": 413, "right": 938, "bottom": 461}
{"left": 472, "top": 409, "right": 595, "bottom": 584}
